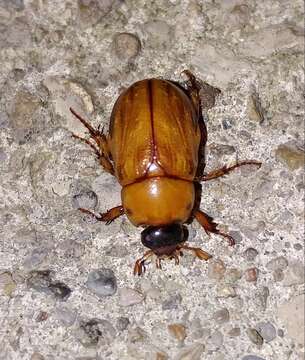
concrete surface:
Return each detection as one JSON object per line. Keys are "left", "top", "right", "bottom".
{"left": 0, "top": 1, "right": 304, "bottom": 360}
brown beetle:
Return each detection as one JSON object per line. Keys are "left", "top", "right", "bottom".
{"left": 70, "top": 71, "right": 261, "bottom": 275}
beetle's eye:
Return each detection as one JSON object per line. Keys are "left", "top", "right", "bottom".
{"left": 141, "top": 224, "right": 186, "bottom": 249}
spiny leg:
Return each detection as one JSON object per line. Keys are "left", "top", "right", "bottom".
{"left": 181, "top": 70, "right": 201, "bottom": 114}
{"left": 195, "top": 209, "right": 235, "bottom": 246}
{"left": 70, "top": 107, "right": 114, "bottom": 175}
{"left": 200, "top": 160, "right": 261, "bottom": 181}
{"left": 179, "top": 244, "right": 212, "bottom": 261}
{"left": 134, "top": 250, "right": 154, "bottom": 276}
{"left": 79, "top": 206, "right": 124, "bottom": 224}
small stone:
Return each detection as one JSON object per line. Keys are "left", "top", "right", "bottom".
{"left": 75, "top": 318, "right": 116, "bottom": 347}
{"left": 162, "top": 293, "right": 182, "bottom": 310}
{"left": 72, "top": 190, "right": 98, "bottom": 210}
{"left": 23, "top": 247, "right": 50, "bottom": 270}
{"left": 209, "top": 143, "right": 236, "bottom": 157}
{"left": 113, "top": 33, "right": 141, "bottom": 61}
{"left": 255, "top": 322, "right": 276, "bottom": 342}
{"left": 0, "top": 272, "right": 16, "bottom": 296}
{"left": 55, "top": 306, "right": 77, "bottom": 326}
{"left": 273, "top": 269, "right": 284, "bottom": 282}
{"left": 246, "top": 328, "right": 263, "bottom": 346}
{"left": 276, "top": 142, "right": 305, "bottom": 170}
{"left": 9, "top": 90, "right": 40, "bottom": 144}
{"left": 266, "top": 256, "right": 288, "bottom": 271}
{"left": 213, "top": 308, "right": 230, "bottom": 324}
{"left": 145, "top": 20, "right": 173, "bottom": 48}
{"left": 27, "top": 270, "right": 71, "bottom": 300}
{"left": 48, "top": 282, "right": 72, "bottom": 300}
{"left": 277, "top": 294, "right": 304, "bottom": 346}
{"left": 207, "top": 330, "right": 223, "bottom": 350}
{"left": 168, "top": 323, "right": 186, "bottom": 343}
{"left": 207, "top": 259, "right": 226, "bottom": 281}
{"left": 31, "top": 353, "right": 45, "bottom": 360}
{"left": 245, "top": 268, "right": 259, "bottom": 282}
{"left": 293, "top": 243, "right": 303, "bottom": 251}
{"left": 85, "top": 268, "right": 117, "bottom": 297}
{"left": 119, "top": 287, "right": 144, "bottom": 307}
{"left": 247, "top": 90, "right": 265, "bottom": 124}
{"left": 173, "top": 342, "right": 205, "bottom": 360}
{"left": 216, "top": 285, "right": 237, "bottom": 298}
{"left": 116, "top": 317, "right": 130, "bottom": 331}
{"left": 242, "top": 356, "right": 266, "bottom": 360}
{"left": 35, "top": 311, "right": 48, "bottom": 322}
{"left": 228, "top": 327, "right": 241, "bottom": 337}
{"left": 282, "top": 261, "right": 305, "bottom": 286}
{"left": 243, "top": 248, "right": 259, "bottom": 261}
{"left": 224, "top": 268, "right": 242, "bottom": 283}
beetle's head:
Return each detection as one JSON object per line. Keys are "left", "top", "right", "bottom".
{"left": 141, "top": 223, "right": 188, "bottom": 256}
{"left": 133, "top": 223, "right": 212, "bottom": 275}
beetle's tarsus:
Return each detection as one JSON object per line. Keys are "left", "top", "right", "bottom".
{"left": 70, "top": 107, "right": 115, "bottom": 175}
{"left": 194, "top": 209, "right": 235, "bottom": 247}
{"left": 133, "top": 250, "right": 154, "bottom": 276}
{"left": 78, "top": 206, "right": 124, "bottom": 224}
{"left": 201, "top": 160, "right": 262, "bottom": 181}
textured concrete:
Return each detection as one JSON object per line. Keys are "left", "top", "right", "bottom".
{"left": 0, "top": 1, "right": 304, "bottom": 360}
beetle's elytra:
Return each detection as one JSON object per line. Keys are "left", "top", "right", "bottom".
{"left": 71, "top": 71, "right": 261, "bottom": 275}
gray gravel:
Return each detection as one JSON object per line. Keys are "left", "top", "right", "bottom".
{"left": 0, "top": 0, "right": 304, "bottom": 359}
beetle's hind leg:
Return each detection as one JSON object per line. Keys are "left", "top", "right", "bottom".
{"left": 70, "top": 108, "right": 114, "bottom": 175}
{"left": 200, "top": 160, "right": 261, "bottom": 181}
{"left": 195, "top": 209, "right": 235, "bottom": 246}
{"left": 79, "top": 206, "right": 124, "bottom": 224}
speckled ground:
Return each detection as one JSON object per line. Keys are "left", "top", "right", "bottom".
{"left": 0, "top": 1, "right": 304, "bottom": 360}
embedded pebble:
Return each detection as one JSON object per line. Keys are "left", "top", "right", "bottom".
{"left": 273, "top": 269, "right": 284, "bottom": 282}
{"left": 276, "top": 143, "right": 304, "bottom": 170}
{"left": 207, "top": 259, "right": 226, "bottom": 280}
{"left": 27, "top": 270, "right": 71, "bottom": 300}
{"left": 55, "top": 306, "right": 77, "bottom": 327}
{"left": 116, "top": 317, "right": 130, "bottom": 331}
{"left": 213, "top": 308, "right": 230, "bottom": 324}
{"left": 0, "top": 272, "right": 16, "bottom": 296}
{"left": 207, "top": 330, "right": 223, "bottom": 350}
{"left": 75, "top": 318, "right": 116, "bottom": 347}
{"left": 255, "top": 322, "right": 276, "bottom": 342}
{"left": 266, "top": 256, "right": 288, "bottom": 271}
{"left": 224, "top": 268, "right": 242, "bottom": 283}
{"left": 282, "top": 261, "right": 305, "bottom": 286}
{"left": 85, "top": 268, "right": 117, "bottom": 297}
{"left": 145, "top": 20, "right": 172, "bottom": 48}
{"left": 228, "top": 327, "right": 241, "bottom": 337}
{"left": 277, "top": 294, "right": 304, "bottom": 346}
{"left": 168, "top": 323, "right": 186, "bottom": 343}
{"left": 72, "top": 190, "right": 98, "bottom": 210}
{"left": 113, "top": 33, "right": 141, "bottom": 61}
{"left": 246, "top": 328, "right": 263, "bottom": 346}
{"left": 245, "top": 268, "right": 259, "bottom": 282}
{"left": 162, "top": 293, "right": 182, "bottom": 310}
{"left": 242, "top": 356, "right": 266, "bottom": 360}
{"left": 216, "top": 285, "right": 237, "bottom": 298}
{"left": 119, "top": 287, "right": 144, "bottom": 307}
{"left": 243, "top": 248, "right": 259, "bottom": 261}
{"left": 30, "top": 353, "right": 45, "bottom": 360}
{"left": 173, "top": 342, "right": 205, "bottom": 360}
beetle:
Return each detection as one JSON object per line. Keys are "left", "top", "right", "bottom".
{"left": 70, "top": 71, "right": 261, "bottom": 275}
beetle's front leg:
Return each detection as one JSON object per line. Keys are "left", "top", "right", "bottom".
{"left": 199, "top": 160, "right": 261, "bottom": 181}
{"left": 70, "top": 108, "right": 115, "bottom": 175}
{"left": 79, "top": 206, "right": 124, "bottom": 224}
{"left": 195, "top": 209, "right": 235, "bottom": 246}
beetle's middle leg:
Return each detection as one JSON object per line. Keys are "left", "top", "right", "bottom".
{"left": 70, "top": 108, "right": 114, "bottom": 175}
{"left": 79, "top": 206, "right": 124, "bottom": 224}
{"left": 195, "top": 209, "right": 235, "bottom": 246}
{"left": 199, "top": 160, "right": 261, "bottom": 181}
